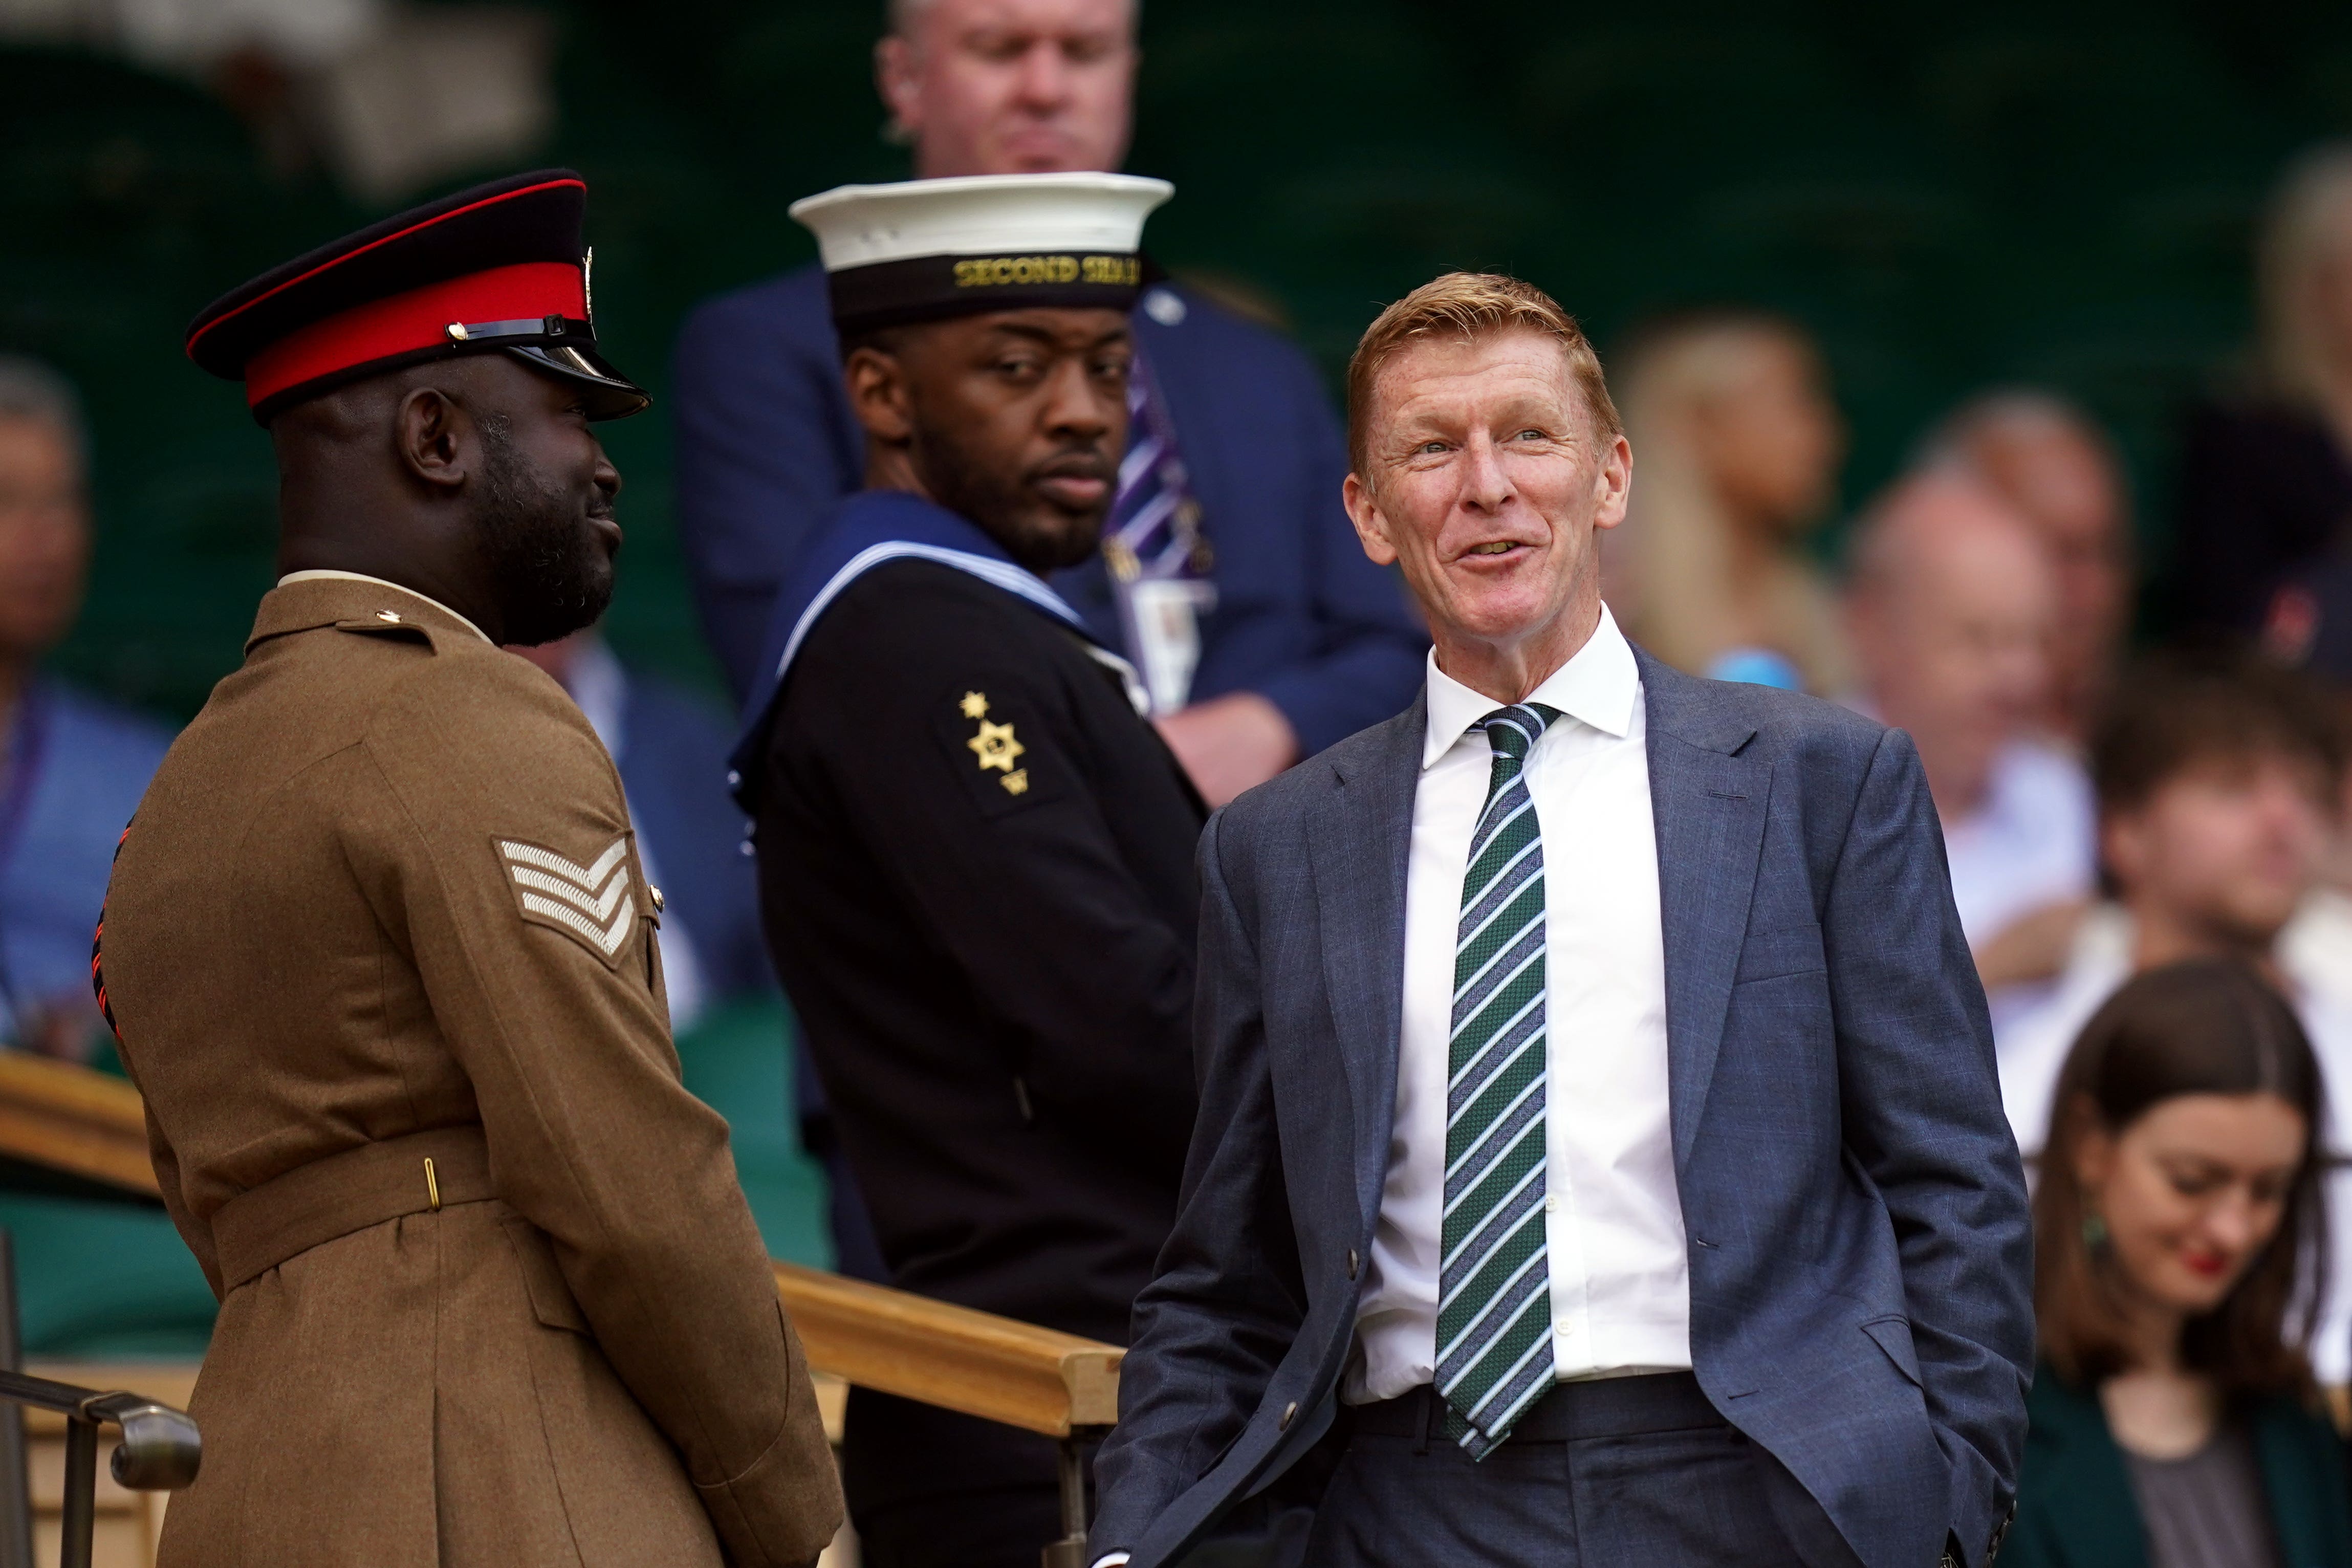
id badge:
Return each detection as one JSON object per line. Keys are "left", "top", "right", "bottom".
{"left": 1126, "top": 578, "right": 1218, "bottom": 715}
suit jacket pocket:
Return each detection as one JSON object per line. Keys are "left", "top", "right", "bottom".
{"left": 501, "top": 1215, "right": 592, "bottom": 1333}
{"left": 1733, "top": 920, "right": 1827, "bottom": 984}
{"left": 1861, "top": 1314, "right": 1924, "bottom": 1388}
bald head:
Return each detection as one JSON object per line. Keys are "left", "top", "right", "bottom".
{"left": 1848, "top": 473, "right": 2057, "bottom": 818}
{"left": 1850, "top": 473, "right": 2050, "bottom": 607}
{"left": 1923, "top": 394, "right": 2129, "bottom": 738}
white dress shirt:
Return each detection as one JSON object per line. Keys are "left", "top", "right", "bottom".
{"left": 1346, "top": 605, "right": 1690, "bottom": 1402}
{"left": 1941, "top": 737, "right": 2096, "bottom": 951}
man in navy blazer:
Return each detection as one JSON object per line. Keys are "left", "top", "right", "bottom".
{"left": 1089, "top": 274, "right": 2032, "bottom": 1568}
{"left": 670, "top": 0, "right": 1425, "bottom": 807}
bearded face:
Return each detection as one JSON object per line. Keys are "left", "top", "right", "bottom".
{"left": 473, "top": 406, "right": 617, "bottom": 647}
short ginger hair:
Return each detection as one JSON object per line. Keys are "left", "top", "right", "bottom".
{"left": 1345, "top": 272, "right": 1620, "bottom": 477}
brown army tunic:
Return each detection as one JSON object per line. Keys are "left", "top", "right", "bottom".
{"left": 99, "top": 575, "right": 842, "bottom": 1568}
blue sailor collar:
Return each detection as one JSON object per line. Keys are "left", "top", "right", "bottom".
{"left": 728, "top": 490, "right": 1146, "bottom": 808}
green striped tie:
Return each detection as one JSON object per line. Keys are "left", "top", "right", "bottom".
{"left": 1436, "top": 702, "right": 1561, "bottom": 1458}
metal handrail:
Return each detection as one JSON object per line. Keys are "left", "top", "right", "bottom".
{"left": 0, "top": 1369, "right": 199, "bottom": 1568}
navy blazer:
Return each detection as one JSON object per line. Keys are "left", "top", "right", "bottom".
{"left": 668, "top": 264, "right": 1427, "bottom": 752}
{"left": 1090, "top": 650, "right": 2034, "bottom": 1568}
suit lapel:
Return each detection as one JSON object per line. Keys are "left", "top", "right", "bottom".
{"left": 1639, "top": 654, "right": 1769, "bottom": 1171}
{"left": 1309, "top": 696, "right": 1425, "bottom": 1229}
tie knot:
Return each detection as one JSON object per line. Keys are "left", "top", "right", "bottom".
{"left": 1477, "top": 703, "right": 1559, "bottom": 762}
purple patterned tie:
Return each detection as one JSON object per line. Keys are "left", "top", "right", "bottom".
{"left": 1104, "top": 347, "right": 1215, "bottom": 714}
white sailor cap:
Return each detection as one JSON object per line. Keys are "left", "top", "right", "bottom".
{"left": 790, "top": 172, "right": 1173, "bottom": 336}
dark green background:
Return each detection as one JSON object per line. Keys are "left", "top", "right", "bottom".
{"left": 11, "top": 0, "right": 2352, "bottom": 719}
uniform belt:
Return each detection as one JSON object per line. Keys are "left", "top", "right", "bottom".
{"left": 1347, "top": 1373, "right": 1720, "bottom": 1443}
{"left": 212, "top": 1124, "right": 496, "bottom": 1291}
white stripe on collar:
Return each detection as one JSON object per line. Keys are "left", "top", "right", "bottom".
{"left": 775, "top": 541, "right": 1150, "bottom": 716}
{"left": 276, "top": 570, "right": 493, "bottom": 645}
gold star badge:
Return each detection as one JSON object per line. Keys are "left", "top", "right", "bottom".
{"left": 959, "top": 691, "right": 990, "bottom": 720}
{"left": 1000, "top": 769, "right": 1030, "bottom": 796}
{"left": 968, "top": 718, "right": 1025, "bottom": 773}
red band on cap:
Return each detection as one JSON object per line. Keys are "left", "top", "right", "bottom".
{"left": 244, "top": 261, "right": 587, "bottom": 409}
{"left": 187, "top": 175, "right": 586, "bottom": 362}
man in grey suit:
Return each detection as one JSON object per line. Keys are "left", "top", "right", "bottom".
{"left": 1087, "top": 274, "right": 2032, "bottom": 1568}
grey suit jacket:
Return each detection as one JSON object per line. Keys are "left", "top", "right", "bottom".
{"left": 1089, "top": 650, "right": 2033, "bottom": 1568}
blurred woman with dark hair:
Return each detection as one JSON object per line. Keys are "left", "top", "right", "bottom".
{"left": 2005, "top": 957, "right": 2352, "bottom": 1567}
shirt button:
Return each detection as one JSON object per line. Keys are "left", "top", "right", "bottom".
{"left": 1554, "top": 1320, "right": 1575, "bottom": 1338}
{"left": 1544, "top": 1195, "right": 1559, "bottom": 1213}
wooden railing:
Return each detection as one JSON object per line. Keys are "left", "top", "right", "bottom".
{"left": 773, "top": 1261, "right": 1120, "bottom": 1436}
{"left": 0, "top": 1058, "right": 158, "bottom": 1200}
{"left": 0, "top": 1056, "right": 1123, "bottom": 1444}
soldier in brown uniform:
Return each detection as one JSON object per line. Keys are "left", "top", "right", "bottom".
{"left": 94, "top": 171, "right": 842, "bottom": 1566}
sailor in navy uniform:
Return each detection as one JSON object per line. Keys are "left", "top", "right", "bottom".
{"left": 672, "top": 214, "right": 1425, "bottom": 791}
{"left": 730, "top": 175, "right": 1239, "bottom": 1568}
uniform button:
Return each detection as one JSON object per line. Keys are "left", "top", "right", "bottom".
{"left": 726, "top": 769, "right": 741, "bottom": 788}
{"left": 1345, "top": 1249, "right": 1359, "bottom": 1280}
{"left": 1278, "top": 1401, "right": 1297, "bottom": 1430}
{"left": 375, "top": 609, "right": 402, "bottom": 623}
{"left": 647, "top": 885, "right": 665, "bottom": 913}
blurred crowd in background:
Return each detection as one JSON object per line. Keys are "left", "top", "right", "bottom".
{"left": 17, "top": 0, "right": 2352, "bottom": 1540}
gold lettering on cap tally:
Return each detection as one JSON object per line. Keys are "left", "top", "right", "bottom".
{"left": 954, "top": 255, "right": 1079, "bottom": 288}
{"left": 1081, "top": 255, "right": 1141, "bottom": 286}
{"left": 950, "top": 254, "right": 1139, "bottom": 289}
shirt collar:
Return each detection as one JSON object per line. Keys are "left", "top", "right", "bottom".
{"left": 274, "top": 570, "right": 493, "bottom": 644}
{"left": 1421, "top": 603, "right": 1640, "bottom": 770}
